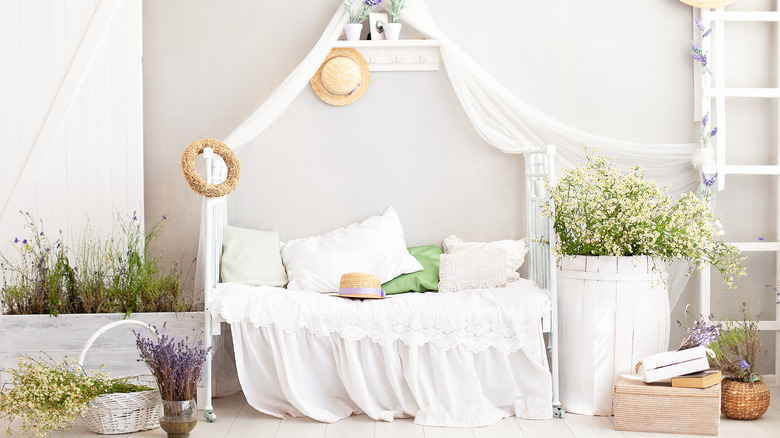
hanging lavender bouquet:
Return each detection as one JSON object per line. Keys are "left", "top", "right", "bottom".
{"left": 691, "top": 19, "right": 712, "bottom": 76}
{"left": 135, "top": 332, "right": 211, "bottom": 401}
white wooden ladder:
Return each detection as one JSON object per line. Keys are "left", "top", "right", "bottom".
{"left": 696, "top": 4, "right": 780, "bottom": 384}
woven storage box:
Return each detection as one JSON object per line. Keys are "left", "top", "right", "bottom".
{"left": 614, "top": 377, "right": 720, "bottom": 436}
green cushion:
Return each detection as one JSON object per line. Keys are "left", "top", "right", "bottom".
{"left": 382, "top": 245, "right": 443, "bottom": 294}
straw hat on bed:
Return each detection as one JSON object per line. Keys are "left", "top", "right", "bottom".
{"left": 335, "top": 272, "right": 386, "bottom": 299}
{"left": 679, "top": 0, "right": 739, "bottom": 8}
{"left": 310, "top": 48, "right": 370, "bottom": 106}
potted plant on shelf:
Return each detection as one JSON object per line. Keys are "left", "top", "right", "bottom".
{"left": 385, "top": 0, "right": 406, "bottom": 40}
{"left": 342, "top": 0, "right": 383, "bottom": 41}
{"left": 709, "top": 306, "right": 771, "bottom": 420}
{"left": 136, "top": 332, "right": 210, "bottom": 438}
{"left": 0, "top": 212, "right": 201, "bottom": 388}
{"left": 0, "top": 355, "right": 156, "bottom": 438}
{"left": 541, "top": 150, "right": 745, "bottom": 416}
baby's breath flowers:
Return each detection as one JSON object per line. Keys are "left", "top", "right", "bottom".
{"left": 541, "top": 150, "right": 745, "bottom": 288}
{"left": 0, "top": 356, "right": 152, "bottom": 438}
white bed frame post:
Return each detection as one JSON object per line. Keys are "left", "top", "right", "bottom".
{"left": 523, "top": 145, "right": 562, "bottom": 418}
{"left": 202, "top": 147, "right": 226, "bottom": 423}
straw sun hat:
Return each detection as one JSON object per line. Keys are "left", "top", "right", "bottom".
{"left": 335, "top": 272, "right": 386, "bottom": 299}
{"left": 679, "top": 0, "right": 739, "bottom": 8}
{"left": 310, "top": 48, "right": 370, "bottom": 106}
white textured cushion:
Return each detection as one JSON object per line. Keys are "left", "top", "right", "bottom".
{"left": 441, "top": 235, "right": 528, "bottom": 282}
{"left": 438, "top": 249, "right": 508, "bottom": 293}
{"left": 282, "top": 207, "right": 423, "bottom": 293}
{"left": 221, "top": 225, "right": 288, "bottom": 287}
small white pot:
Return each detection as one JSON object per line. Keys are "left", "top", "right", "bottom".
{"left": 344, "top": 23, "right": 363, "bottom": 41}
{"left": 384, "top": 22, "right": 402, "bottom": 40}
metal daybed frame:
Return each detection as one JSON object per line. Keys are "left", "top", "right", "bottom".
{"left": 198, "top": 144, "right": 562, "bottom": 421}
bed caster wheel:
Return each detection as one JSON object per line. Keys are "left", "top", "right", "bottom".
{"left": 553, "top": 406, "right": 565, "bottom": 419}
{"left": 204, "top": 410, "right": 217, "bottom": 422}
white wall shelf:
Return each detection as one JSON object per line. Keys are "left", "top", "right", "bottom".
{"left": 332, "top": 39, "right": 441, "bottom": 72}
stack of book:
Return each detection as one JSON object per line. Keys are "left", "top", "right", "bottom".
{"left": 671, "top": 370, "right": 721, "bottom": 388}
{"left": 636, "top": 346, "right": 718, "bottom": 385}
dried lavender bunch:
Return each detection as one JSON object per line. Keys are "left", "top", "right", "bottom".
{"left": 135, "top": 332, "right": 211, "bottom": 401}
{"left": 677, "top": 305, "right": 721, "bottom": 350}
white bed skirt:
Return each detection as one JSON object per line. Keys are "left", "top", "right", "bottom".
{"left": 230, "top": 322, "right": 552, "bottom": 426}
{"left": 212, "top": 281, "right": 553, "bottom": 426}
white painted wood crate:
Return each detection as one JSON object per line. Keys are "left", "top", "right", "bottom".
{"left": 0, "top": 312, "right": 204, "bottom": 386}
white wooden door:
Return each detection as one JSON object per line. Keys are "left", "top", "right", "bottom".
{"left": 0, "top": 0, "right": 143, "bottom": 258}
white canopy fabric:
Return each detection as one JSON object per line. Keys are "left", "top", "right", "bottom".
{"left": 222, "top": 1, "right": 698, "bottom": 193}
{"left": 197, "top": 0, "right": 698, "bottom": 307}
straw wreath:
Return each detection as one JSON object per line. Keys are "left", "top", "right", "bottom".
{"left": 181, "top": 138, "right": 241, "bottom": 198}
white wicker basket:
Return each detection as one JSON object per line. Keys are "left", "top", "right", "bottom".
{"left": 78, "top": 320, "right": 163, "bottom": 435}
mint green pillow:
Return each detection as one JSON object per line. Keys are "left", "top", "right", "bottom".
{"left": 382, "top": 245, "right": 443, "bottom": 294}
{"left": 221, "top": 225, "right": 288, "bottom": 286}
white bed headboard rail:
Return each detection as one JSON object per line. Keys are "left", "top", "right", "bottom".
{"left": 523, "top": 144, "right": 561, "bottom": 417}
{"left": 523, "top": 144, "right": 557, "bottom": 291}
{"left": 204, "top": 148, "right": 227, "bottom": 292}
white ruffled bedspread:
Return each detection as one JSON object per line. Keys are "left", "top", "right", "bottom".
{"left": 209, "top": 280, "right": 553, "bottom": 426}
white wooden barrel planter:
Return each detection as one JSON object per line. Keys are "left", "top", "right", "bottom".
{"left": 557, "top": 256, "right": 670, "bottom": 416}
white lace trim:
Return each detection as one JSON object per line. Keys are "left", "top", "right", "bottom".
{"left": 210, "top": 280, "right": 549, "bottom": 355}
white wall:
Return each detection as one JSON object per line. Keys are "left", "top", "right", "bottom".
{"left": 142, "top": 0, "right": 777, "bottom": 367}
{"left": 0, "top": 0, "right": 143, "bottom": 264}
{"left": 143, "top": 0, "right": 692, "bottom": 266}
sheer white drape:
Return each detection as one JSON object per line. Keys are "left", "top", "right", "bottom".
{"left": 195, "top": 0, "right": 697, "bottom": 309}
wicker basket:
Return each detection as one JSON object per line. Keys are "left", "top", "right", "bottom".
{"left": 614, "top": 377, "right": 720, "bottom": 436}
{"left": 721, "top": 378, "right": 771, "bottom": 420}
{"left": 78, "top": 320, "right": 163, "bottom": 434}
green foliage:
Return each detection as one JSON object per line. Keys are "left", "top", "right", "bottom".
{"left": 390, "top": 0, "right": 406, "bottom": 23}
{"left": 540, "top": 150, "right": 745, "bottom": 288}
{"left": 709, "top": 307, "right": 764, "bottom": 383}
{"left": 0, "top": 355, "right": 152, "bottom": 438}
{"left": 0, "top": 212, "right": 195, "bottom": 315}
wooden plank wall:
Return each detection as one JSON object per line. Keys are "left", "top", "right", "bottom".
{"left": 0, "top": 0, "right": 143, "bottom": 276}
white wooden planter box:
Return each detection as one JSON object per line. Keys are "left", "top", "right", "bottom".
{"left": 0, "top": 312, "right": 204, "bottom": 386}
{"left": 557, "top": 256, "right": 670, "bottom": 416}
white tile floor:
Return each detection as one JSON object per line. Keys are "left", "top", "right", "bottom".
{"left": 3, "top": 386, "right": 779, "bottom": 437}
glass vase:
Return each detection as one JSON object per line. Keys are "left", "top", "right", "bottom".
{"left": 159, "top": 399, "right": 198, "bottom": 438}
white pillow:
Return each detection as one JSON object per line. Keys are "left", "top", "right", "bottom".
{"left": 441, "top": 235, "right": 528, "bottom": 282}
{"left": 221, "top": 225, "right": 288, "bottom": 287}
{"left": 438, "top": 248, "right": 508, "bottom": 293}
{"left": 282, "top": 206, "right": 423, "bottom": 293}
